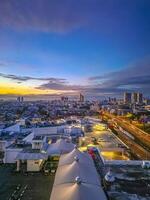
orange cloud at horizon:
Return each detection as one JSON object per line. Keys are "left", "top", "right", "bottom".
{"left": 0, "top": 84, "right": 74, "bottom": 95}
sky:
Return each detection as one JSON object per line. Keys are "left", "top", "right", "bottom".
{"left": 0, "top": 0, "right": 150, "bottom": 100}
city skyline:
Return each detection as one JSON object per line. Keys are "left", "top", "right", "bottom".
{"left": 0, "top": 0, "right": 150, "bottom": 99}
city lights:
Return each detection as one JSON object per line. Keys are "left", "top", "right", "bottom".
{"left": 0, "top": 0, "right": 149, "bottom": 199}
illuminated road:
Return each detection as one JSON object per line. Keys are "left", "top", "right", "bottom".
{"left": 104, "top": 112, "right": 150, "bottom": 149}
{"left": 102, "top": 112, "right": 150, "bottom": 159}
{"left": 114, "top": 127, "right": 150, "bottom": 160}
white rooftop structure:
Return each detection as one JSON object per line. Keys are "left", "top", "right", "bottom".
{"left": 54, "top": 160, "right": 100, "bottom": 186}
{"left": 50, "top": 181, "right": 107, "bottom": 200}
{"left": 46, "top": 139, "right": 74, "bottom": 155}
{"left": 50, "top": 148, "right": 107, "bottom": 200}
{"left": 58, "top": 148, "right": 93, "bottom": 166}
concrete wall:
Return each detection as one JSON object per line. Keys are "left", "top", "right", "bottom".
{"left": 32, "top": 140, "right": 43, "bottom": 149}
{"left": 33, "top": 126, "right": 66, "bottom": 136}
{"left": 27, "top": 159, "right": 43, "bottom": 171}
{"left": 4, "top": 148, "right": 22, "bottom": 163}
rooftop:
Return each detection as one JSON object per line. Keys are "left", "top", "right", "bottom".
{"left": 105, "top": 164, "right": 150, "bottom": 200}
{"left": 0, "top": 165, "right": 54, "bottom": 200}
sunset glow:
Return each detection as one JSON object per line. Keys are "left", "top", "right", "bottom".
{"left": 0, "top": 83, "right": 75, "bottom": 95}
{"left": 0, "top": 0, "right": 150, "bottom": 99}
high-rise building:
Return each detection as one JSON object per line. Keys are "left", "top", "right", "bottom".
{"left": 137, "top": 93, "right": 143, "bottom": 104}
{"left": 21, "top": 96, "right": 24, "bottom": 102}
{"left": 124, "top": 92, "right": 143, "bottom": 104}
{"left": 61, "top": 96, "right": 67, "bottom": 101}
{"left": 131, "top": 92, "right": 138, "bottom": 104}
{"left": 131, "top": 92, "right": 143, "bottom": 104}
{"left": 17, "top": 96, "right": 24, "bottom": 102}
{"left": 79, "top": 93, "right": 84, "bottom": 102}
{"left": 17, "top": 96, "right": 21, "bottom": 102}
{"left": 124, "top": 92, "right": 131, "bottom": 104}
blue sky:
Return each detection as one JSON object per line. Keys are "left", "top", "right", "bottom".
{"left": 0, "top": 0, "right": 150, "bottom": 98}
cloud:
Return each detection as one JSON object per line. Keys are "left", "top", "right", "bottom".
{"left": 0, "top": 63, "right": 7, "bottom": 67}
{"left": 88, "top": 57, "right": 150, "bottom": 95}
{"left": 0, "top": 0, "right": 149, "bottom": 34}
{"left": 36, "top": 57, "right": 150, "bottom": 96}
{"left": 36, "top": 76, "right": 122, "bottom": 96}
{"left": 0, "top": 0, "right": 88, "bottom": 33}
{"left": 1, "top": 57, "right": 150, "bottom": 97}
{"left": 37, "top": 57, "right": 150, "bottom": 96}
{"left": 0, "top": 61, "right": 11, "bottom": 67}
{"left": 0, "top": 73, "right": 66, "bottom": 83}
{"left": 36, "top": 81, "right": 86, "bottom": 92}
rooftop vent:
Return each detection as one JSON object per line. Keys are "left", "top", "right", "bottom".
{"left": 74, "top": 156, "right": 79, "bottom": 162}
{"left": 75, "top": 176, "right": 82, "bottom": 185}
{"left": 104, "top": 171, "right": 115, "bottom": 183}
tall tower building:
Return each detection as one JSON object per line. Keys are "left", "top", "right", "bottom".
{"left": 17, "top": 96, "right": 24, "bottom": 102}
{"left": 124, "top": 92, "right": 131, "bottom": 104}
{"left": 79, "top": 93, "right": 84, "bottom": 102}
{"left": 21, "top": 96, "right": 24, "bottom": 102}
{"left": 17, "top": 96, "right": 21, "bottom": 102}
{"left": 131, "top": 92, "right": 138, "bottom": 104}
{"left": 137, "top": 93, "right": 143, "bottom": 104}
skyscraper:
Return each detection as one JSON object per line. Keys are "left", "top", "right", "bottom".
{"left": 17, "top": 96, "right": 24, "bottom": 102}
{"left": 137, "top": 93, "right": 143, "bottom": 104}
{"left": 21, "top": 96, "right": 24, "bottom": 102}
{"left": 131, "top": 92, "right": 138, "bottom": 104}
{"left": 79, "top": 93, "right": 84, "bottom": 102}
{"left": 17, "top": 96, "right": 21, "bottom": 102}
{"left": 124, "top": 92, "right": 131, "bottom": 104}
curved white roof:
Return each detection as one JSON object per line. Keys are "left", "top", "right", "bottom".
{"left": 54, "top": 160, "right": 100, "bottom": 186}
{"left": 46, "top": 139, "right": 74, "bottom": 155}
{"left": 50, "top": 182, "right": 107, "bottom": 200}
{"left": 49, "top": 146, "right": 107, "bottom": 200}
{"left": 58, "top": 148, "right": 93, "bottom": 166}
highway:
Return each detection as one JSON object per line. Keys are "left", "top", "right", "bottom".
{"left": 102, "top": 112, "right": 150, "bottom": 160}
{"left": 104, "top": 112, "right": 150, "bottom": 150}
{"left": 113, "top": 127, "right": 150, "bottom": 160}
